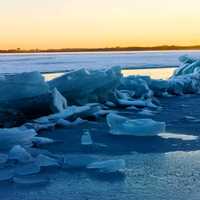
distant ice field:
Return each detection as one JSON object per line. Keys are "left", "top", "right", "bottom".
{"left": 0, "top": 50, "right": 200, "bottom": 74}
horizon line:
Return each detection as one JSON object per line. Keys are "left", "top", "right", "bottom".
{"left": 1, "top": 45, "right": 200, "bottom": 53}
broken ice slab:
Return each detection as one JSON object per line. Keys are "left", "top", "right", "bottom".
{"left": 183, "top": 116, "right": 197, "bottom": 121}
{"left": 62, "top": 154, "right": 97, "bottom": 169}
{"left": 117, "top": 99, "right": 146, "bottom": 108}
{"left": 26, "top": 147, "right": 57, "bottom": 158}
{"left": 8, "top": 145, "right": 33, "bottom": 163}
{"left": 81, "top": 130, "right": 93, "bottom": 146}
{"left": 0, "top": 128, "right": 37, "bottom": 149}
{"left": 32, "top": 137, "right": 55, "bottom": 146}
{"left": 14, "top": 163, "right": 40, "bottom": 176}
{"left": 13, "top": 175, "right": 49, "bottom": 186}
{"left": 169, "top": 73, "right": 200, "bottom": 95}
{"left": 125, "top": 106, "right": 139, "bottom": 111}
{"left": 50, "top": 88, "right": 67, "bottom": 113}
{"left": 138, "top": 109, "right": 155, "bottom": 116}
{"left": 48, "top": 67, "right": 122, "bottom": 105}
{"left": 37, "top": 103, "right": 103, "bottom": 124}
{"left": 94, "top": 109, "right": 116, "bottom": 118}
{"left": 105, "top": 101, "right": 117, "bottom": 108}
{"left": 56, "top": 118, "right": 86, "bottom": 128}
{"left": 117, "top": 98, "right": 157, "bottom": 109}
{"left": 44, "top": 105, "right": 91, "bottom": 121}
{"left": 174, "top": 55, "right": 200, "bottom": 76}
{"left": 158, "top": 133, "right": 198, "bottom": 141}
{"left": 0, "top": 71, "right": 51, "bottom": 116}
{"left": 107, "top": 113, "right": 165, "bottom": 136}
{"left": 33, "top": 117, "right": 51, "bottom": 124}
{"left": 87, "top": 159, "right": 126, "bottom": 174}
{"left": 119, "top": 75, "right": 152, "bottom": 99}
{"left": 23, "top": 122, "right": 55, "bottom": 132}
{"left": 35, "top": 154, "right": 59, "bottom": 168}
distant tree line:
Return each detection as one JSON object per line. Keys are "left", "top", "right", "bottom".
{"left": 0, "top": 45, "right": 200, "bottom": 53}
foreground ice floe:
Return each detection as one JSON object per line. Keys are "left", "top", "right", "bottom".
{"left": 107, "top": 113, "right": 165, "bottom": 136}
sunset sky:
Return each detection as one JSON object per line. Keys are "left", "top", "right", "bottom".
{"left": 0, "top": 0, "right": 200, "bottom": 49}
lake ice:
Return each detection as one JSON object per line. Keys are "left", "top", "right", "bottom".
{"left": 1, "top": 50, "right": 200, "bottom": 74}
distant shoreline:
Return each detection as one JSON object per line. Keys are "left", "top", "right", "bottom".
{"left": 1, "top": 45, "right": 200, "bottom": 54}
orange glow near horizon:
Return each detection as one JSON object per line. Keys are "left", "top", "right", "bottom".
{"left": 0, "top": 0, "right": 200, "bottom": 49}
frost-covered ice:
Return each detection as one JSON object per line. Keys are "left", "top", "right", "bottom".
{"left": 107, "top": 113, "right": 165, "bottom": 136}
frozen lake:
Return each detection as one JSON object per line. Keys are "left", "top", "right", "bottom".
{"left": 0, "top": 50, "right": 200, "bottom": 74}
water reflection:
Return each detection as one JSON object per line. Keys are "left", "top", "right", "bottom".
{"left": 44, "top": 72, "right": 64, "bottom": 81}
{"left": 122, "top": 68, "right": 175, "bottom": 80}
{"left": 44, "top": 67, "right": 176, "bottom": 81}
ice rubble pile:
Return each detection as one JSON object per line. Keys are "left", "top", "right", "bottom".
{"left": 0, "top": 55, "right": 200, "bottom": 185}
{"left": 1, "top": 55, "right": 200, "bottom": 127}
{"left": 116, "top": 55, "right": 200, "bottom": 99}
{"left": 174, "top": 55, "right": 200, "bottom": 76}
{"left": 0, "top": 67, "right": 122, "bottom": 126}
{"left": 48, "top": 67, "right": 122, "bottom": 105}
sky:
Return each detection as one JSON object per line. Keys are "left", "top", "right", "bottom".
{"left": 0, "top": 0, "right": 200, "bottom": 49}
